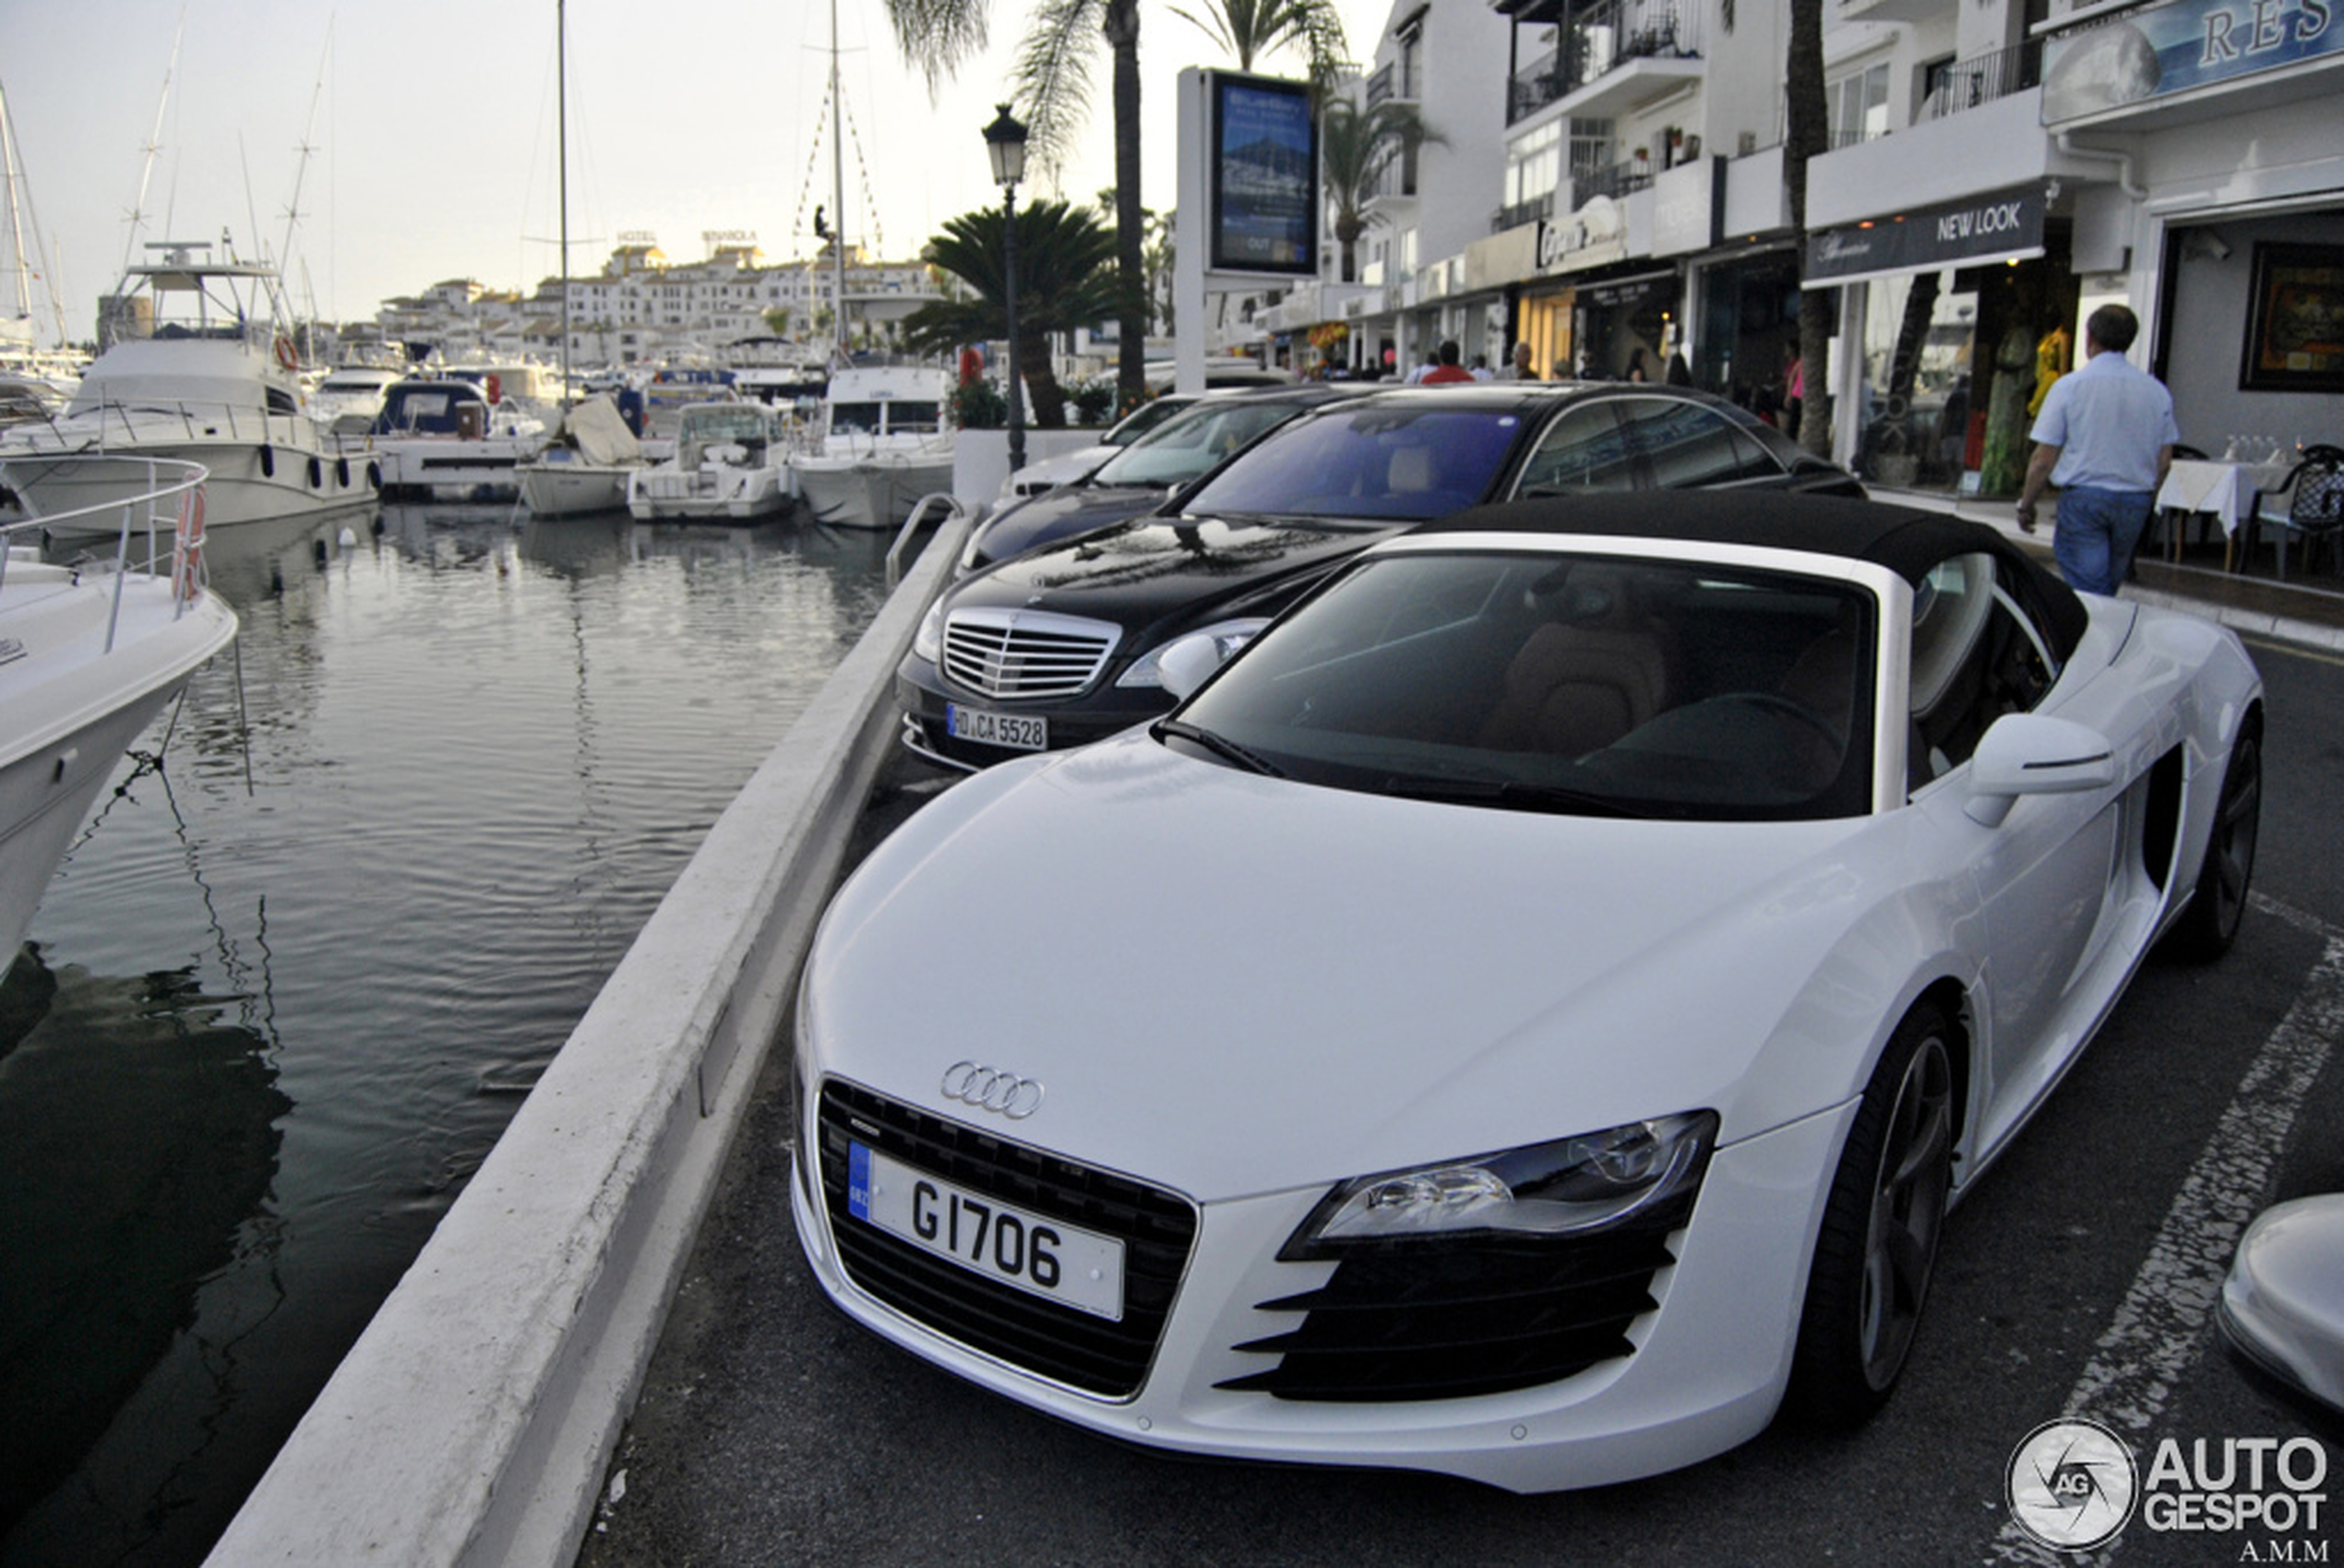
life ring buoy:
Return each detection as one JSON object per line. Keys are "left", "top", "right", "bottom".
{"left": 274, "top": 335, "right": 297, "bottom": 372}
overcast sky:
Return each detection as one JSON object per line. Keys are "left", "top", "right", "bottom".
{"left": 2, "top": 0, "right": 1389, "bottom": 346}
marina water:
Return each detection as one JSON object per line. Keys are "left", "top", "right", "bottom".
{"left": 0, "top": 502, "right": 902, "bottom": 1565}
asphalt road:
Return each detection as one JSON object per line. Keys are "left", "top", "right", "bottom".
{"left": 577, "top": 635, "right": 2344, "bottom": 1568}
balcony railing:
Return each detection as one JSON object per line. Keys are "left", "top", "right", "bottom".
{"left": 1492, "top": 194, "right": 1555, "bottom": 233}
{"left": 1919, "top": 40, "right": 2041, "bottom": 122}
{"left": 1365, "top": 60, "right": 1420, "bottom": 105}
{"left": 1508, "top": 0, "right": 1703, "bottom": 123}
{"left": 1580, "top": 156, "right": 1656, "bottom": 201}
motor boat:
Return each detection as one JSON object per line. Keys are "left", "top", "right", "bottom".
{"left": 0, "top": 239, "right": 378, "bottom": 534}
{"left": 362, "top": 377, "right": 547, "bottom": 502}
{"left": 0, "top": 455, "right": 237, "bottom": 976}
{"left": 625, "top": 401, "right": 797, "bottom": 522}
{"left": 308, "top": 363, "right": 405, "bottom": 439}
{"left": 518, "top": 394, "right": 648, "bottom": 517}
{"left": 788, "top": 365, "right": 955, "bottom": 530}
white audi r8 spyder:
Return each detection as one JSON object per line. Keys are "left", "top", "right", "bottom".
{"left": 790, "top": 492, "right": 2263, "bottom": 1491}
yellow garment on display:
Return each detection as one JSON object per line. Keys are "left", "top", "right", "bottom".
{"left": 2027, "top": 325, "right": 2073, "bottom": 418}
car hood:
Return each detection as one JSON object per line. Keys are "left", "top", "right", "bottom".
{"left": 807, "top": 734, "right": 1888, "bottom": 1204}
{"left": 971, "top": 484, "right": 1171, "bottom": 569}
{"left": 953, "top": 513, "right": 1403, "bottom": 635}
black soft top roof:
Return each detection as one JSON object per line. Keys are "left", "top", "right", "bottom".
{"left": 1416, "top": 491, "right": 2089, "bottom": 659}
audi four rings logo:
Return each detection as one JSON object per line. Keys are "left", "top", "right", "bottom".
{"left": 940, "top": 1060, "right": 1045, "bottom": 1119}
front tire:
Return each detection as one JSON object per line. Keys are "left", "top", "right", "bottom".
{"left": 2161, "top": 716, "right": 2261, "bottom": 963}
{"left": 1787, "top": 1002, "right": 1956, "bottom": 1427}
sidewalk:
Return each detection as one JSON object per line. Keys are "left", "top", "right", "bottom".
{"left": 1883, "top": 487, "right": 2344, "bottom": 655}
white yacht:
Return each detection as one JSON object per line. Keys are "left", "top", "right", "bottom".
{"left": 0, "top": 456, "right": 237, "bottom": 975}
{"left": 0, "top": 240, "right": 378, "bottom": 534}
{"left": 626, "top": 401, "right": 797, "bottom": 522}
{"left": 788, "top": 365, "right": 955, "bottom": 529}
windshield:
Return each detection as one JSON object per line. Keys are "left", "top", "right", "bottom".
{"left": 1091, "top": 399, "right": 1310, "bottom": 488}
{"left": 1180, "top": 405, "right": 1525, "bottom": 522}
{"left": 1170, "top": 550, "right": 1878, "bottom": 820}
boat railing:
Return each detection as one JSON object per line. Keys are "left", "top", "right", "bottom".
{"left": 0, "top": 454, "right": 213, "bottom": 648}
{"left": 61, "top": 394, "right": 306, "bottom": 449}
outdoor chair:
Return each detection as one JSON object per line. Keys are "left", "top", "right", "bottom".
{"left": 2240, "top": 445, "right": 2344, "bottom": 580}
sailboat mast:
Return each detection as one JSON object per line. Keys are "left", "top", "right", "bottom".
{"left": 1, "top": 81, "right": 32, "bottom": 329}
{"left": 558, "top": 0, "right": 572, "bottom": 395}
{"left": 830, "top": 0, "right": 846, "bottom": 363}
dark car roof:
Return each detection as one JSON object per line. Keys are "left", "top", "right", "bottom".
{"left": 1412, "top": 490, "right": 2090, "bottom": 659}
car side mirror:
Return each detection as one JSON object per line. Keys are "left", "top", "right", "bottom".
{"left": 1964, "top": 713, "right": 2118, "bottom": 827}
{"left": 1156, "top": 632, "right": 1229, "bottom": 701}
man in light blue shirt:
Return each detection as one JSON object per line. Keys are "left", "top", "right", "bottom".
{"left": 2014, "top": 304, "right": 2180, "bottom": 594}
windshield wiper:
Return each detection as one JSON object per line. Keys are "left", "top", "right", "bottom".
{"left": 1153, "top": 718, "right": 1286, "bottom": 777}
{"left": 1376, "top": 775, "right": 1654, "bottom": 819}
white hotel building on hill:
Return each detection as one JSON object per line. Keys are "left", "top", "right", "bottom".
{"left": 374, "top": 237, "right": 941, "bottom": 370}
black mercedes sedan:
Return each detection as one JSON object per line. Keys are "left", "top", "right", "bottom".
{"left": 900, "top": 382, "right": 1861, "bottom": 772}
{"left": 959, "top": 382, "right": 1368, "bottom": 577}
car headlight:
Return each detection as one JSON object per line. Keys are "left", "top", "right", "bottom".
{"left": 913, "top": 598, "right": 945, "bottom": 664}
{"left": 1284, "top": 1111, "right": 1719, "bottom": 1255}
{"left": 1116, "top": 617, "right": 1271, "bottom": 689}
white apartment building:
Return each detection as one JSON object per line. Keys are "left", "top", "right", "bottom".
{"left": 375, "top": 240, "right": 943, "bottom": 372}
{"left": 1266, "top": 0, "right": 2341, "bottom": 489}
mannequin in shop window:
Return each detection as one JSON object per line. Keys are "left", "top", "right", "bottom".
{"left": 2028, "top": 321, "right": 2073, "bottom": 419}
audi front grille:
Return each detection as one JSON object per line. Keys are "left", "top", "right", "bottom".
{"left": 939, "top": 608, "right": 1120, "bottom": 700}
{"left": 1215, "top": 1192, "right": 1695, "bottom": 1403}
{"left": 819, "top": 1079, "right": 1197, "bottom": 1399}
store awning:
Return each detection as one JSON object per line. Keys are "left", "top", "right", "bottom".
{"left": 1802, "top": 182, "right": 2049, "bottom": 289}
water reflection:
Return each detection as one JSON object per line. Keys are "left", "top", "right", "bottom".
{"left": 3, "top": 499, "right": 900, "bottom": 1564}
{"left": 0, "top": 950, "right": 290, "bottom": 1550}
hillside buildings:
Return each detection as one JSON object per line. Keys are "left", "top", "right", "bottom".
{"left": 371, "top": 234, "right": 941, "bottom": 371}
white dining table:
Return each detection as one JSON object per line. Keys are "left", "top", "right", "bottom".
{"left": 2154, "top": 458, "right": 2293, "bottom": 565}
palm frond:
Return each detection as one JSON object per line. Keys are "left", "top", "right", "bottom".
{"left": 881, "top": 0, "right": 994, "bottom": 96}
{"left": 1014, "top": 0, "right": 1106, "bottom": 177}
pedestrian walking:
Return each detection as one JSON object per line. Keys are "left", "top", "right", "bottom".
{"left": 2014, "top": 304, "right": 2179, "bottom": 595}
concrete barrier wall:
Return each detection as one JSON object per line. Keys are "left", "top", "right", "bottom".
{"left": 203, "top": 514, "right": 972, "bottom": 1568}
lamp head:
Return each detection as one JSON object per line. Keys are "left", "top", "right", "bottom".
{"left": 983, "top": 103, "right": 1029, "bottom": 188}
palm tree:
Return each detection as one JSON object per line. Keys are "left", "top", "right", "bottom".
{"left": 1170, "top": 0, "right": 1347, "bottom": 96}
{"left": 1320, "top": 99, "right": 1443, "bottom": 284}
{"left": 898, "top": 199, "right": 1122, "bottom": 428}
{"left": 882, "top": 0, "right": 1348, "bottom": 409}
{"left": 1785, "top": 0, "right": 1835, "bottom": 457}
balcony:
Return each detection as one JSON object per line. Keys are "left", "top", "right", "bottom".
{"left": 1918, "top": 40, "right": 2042, "bottom": 122}
{"left": 1492, "top": 194, "right": 1556, "bottom": 233}
{"left": 1507, "top": 0, "right": 1705, "bottom": 125}
{"left": 1365, "top": 60, "right": 1420, "bottom": 106}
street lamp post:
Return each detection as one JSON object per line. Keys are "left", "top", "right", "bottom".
{"left": 983, "top": 103, "right": 1030, "bottom": 474}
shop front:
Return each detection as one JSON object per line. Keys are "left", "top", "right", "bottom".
{"left": 1692, "top": 246, "right": 1803, "bottom": 420}
{"left": 1573, "top": 268, "right": 1684, "bottom": 382}
{"left": 1806, "top": 181, "right": 2072, "bottom": 495}
{"left": 2038, "top": 0, "right": 2344, "bottom": 461}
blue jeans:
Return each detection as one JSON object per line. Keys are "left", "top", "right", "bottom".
{"left": 2052, "top": 486, "right": 2155, "bottom": 596}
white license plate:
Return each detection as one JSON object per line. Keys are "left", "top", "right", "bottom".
{"left": 947, "top": 703, "right": 1047, "bottom": 751}
{"left": 847, "top": 1143, "right": 1125, "bottom": 1320}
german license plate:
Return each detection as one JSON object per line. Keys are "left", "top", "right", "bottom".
{"left": 848, "top": 1143, "right": 1124, "bottom": 1320}
{"left": 947, "top": 703, "right": 1047, "bottom": 751}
